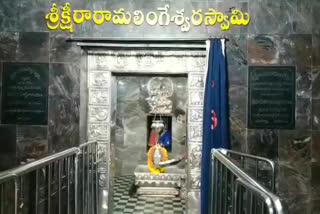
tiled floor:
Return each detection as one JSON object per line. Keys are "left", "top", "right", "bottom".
{"left": 113, "top": 175, "right": 186, "bottom": 214}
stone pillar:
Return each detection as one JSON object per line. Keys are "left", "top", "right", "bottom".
{"left": 87, "top": 54, "right": 111, "bottom": 214}
{"left": 187, "top": 72, "right": 205, "bottom": 214}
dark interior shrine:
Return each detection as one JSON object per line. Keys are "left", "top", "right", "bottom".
{"left": 0, "top": 0, "right": 319, "bottom": 214}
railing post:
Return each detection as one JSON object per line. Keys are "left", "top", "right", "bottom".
{"left": 209, "top": 156, "right": 214, "bottom": 214}
{"left": 14, "top": 178, "right": 18, "bottom": 214}
{"left": 75, "top": 149, "right": 80, "bottom": 214}
{"left": 211, "top": 149, "right": 286, "bottom": 214}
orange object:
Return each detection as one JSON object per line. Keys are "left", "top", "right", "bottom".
{"left": 147, "top": 145, "right": 168, "bottom": 174}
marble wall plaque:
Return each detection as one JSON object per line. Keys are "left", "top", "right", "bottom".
{"left": 248, "top": 66, "right": 295, "bottom": 129}
{"left": 1, "top": 63, "right": 48, "bottom": 125}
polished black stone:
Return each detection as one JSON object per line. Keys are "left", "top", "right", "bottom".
{"left": 48, "top": 63, "right": 80, "bottom": 153}
{"left": 0, "top": 32, "right": 18, "bottom": 61}
{"left": 278, "top": 129, "right": 312, "bottom": 214}
{"left": 312, "top": 67, "right": 320, "bottom": 99}
{"left": 313, "top": 35, "right": 320, "bottom": 66}
{"left": 230, "top": 128, "right": 247, "bottom": 153}
{"left": 0, "top": 124, "right": 17, "bottom": 170}
{"left": 312, "top": 99, "right": 320, "bottom": 130}
{"left": 226, "top": 34, "right": 248, "bottom": 66}
{"left": 50, "top": 32, "right": 81, "bottom": 63}
{"left": 0, "top": 124, "right": 16, "bottom": 154}
{"left": 16, "top": 125, "right": 48, "bottom": 161}
{"left": 295, "top": 97, "right": 311, "bottom": 130}
{"left": 0, "top": 0, "right": 19, "bottom": 31}
{"left": 17, "top": 0, "right": 50, "bottom": 32}
{"left": 296, "top": 66, "right": 312, "bottom": 99}
{"left": 249, "top": 0, "right": 293, "bottom": 34}
{"left": 248, "top": 66, "right": 295, "bottom": 129}
{"left": 247, "top": 129, "right": 278, "bottom": 159}
{"left": 17, "top": 32, "right": 49, "bottom": 62}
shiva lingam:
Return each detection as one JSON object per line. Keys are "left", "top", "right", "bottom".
{"left": 147, "top": 118, "right": 185, "bottom": 174}
{"left": 134, "top": 118, "right": 186, "bottom": 197}
{"left": 147, "top": 119, "right": 168, "bottom": 174}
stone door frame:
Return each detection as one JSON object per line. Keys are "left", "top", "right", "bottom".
{"left": 83, "top": 43, "right": 207, "bottom": 214}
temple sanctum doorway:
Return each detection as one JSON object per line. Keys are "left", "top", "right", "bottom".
{"left": 111, "top": 74, "right": 188, "bottom": 213}
{"left": 81, "top": 40, "right": 207, "bottom": 214}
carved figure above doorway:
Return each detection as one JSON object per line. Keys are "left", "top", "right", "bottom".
{"left": 146, "top": 77, "right": 173, "bottom": 114}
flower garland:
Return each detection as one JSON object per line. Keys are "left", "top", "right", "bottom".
{"left": 147, "top": 145, "right": 168, "bottom": 174}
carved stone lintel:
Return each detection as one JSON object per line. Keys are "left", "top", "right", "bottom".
{"left": 88, "top": 50, "right": 205, "bottom": 73}
{"left": 89, "top": 72, "right": 110, "bottom": 88}
{"left": 89, "top": 55, "right": 108, "bottom": 70}
{"left": 186, "top": 57, "right": 207, "bottom": 72}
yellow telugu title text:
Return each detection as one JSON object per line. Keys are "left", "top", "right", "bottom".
{"left": 45, "top": 3, "right": 251, "bottom": 33}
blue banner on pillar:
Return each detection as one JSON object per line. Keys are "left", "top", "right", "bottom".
{"left": 201, "top": 39, "right": 230, "bottom": 214}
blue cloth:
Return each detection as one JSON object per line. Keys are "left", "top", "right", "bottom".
{"left": 160, "top": 131, "right": 171, "bottom": 147}
{"left": 201, "top": 39, "right": 230, "bottom": 214}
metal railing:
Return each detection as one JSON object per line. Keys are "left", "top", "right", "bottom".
{"left": 0, "top": 141, "right": 99, "bottom": 214}
{"left": 223, "top": 149, "right": 275, "bottom": 192}
{"left": 210, "top": 149, "right": 286, "bottom": 214}
{"left": 234, "top": 178, "right": 282, "bottom": 214}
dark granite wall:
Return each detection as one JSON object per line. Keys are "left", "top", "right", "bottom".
{"left": 0, "top": 0, "right": 319, "bottom": 213}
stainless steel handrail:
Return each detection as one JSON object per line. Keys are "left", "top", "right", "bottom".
{"left": 211, "top": 149, "right": 285, "bottom": 214}
{"left": 0, "top": 140, "right": 96, "bottom": 179}
{"left": 235, "top": 178, "right": 275, "bottom": 214}
{"left": 77, "top": 141, "right": 99, "bottom": 214}
{"left": 0, "top": 147, "right": 79, "bottom": 178}
{"left": 0, "top": 147, "right": 80, "bottom": 214}
{"left": 0, "top": 141, "right": 99, "bottom": 214}
{"left": 222, "top": 149, "right": 276, "bottom": 192}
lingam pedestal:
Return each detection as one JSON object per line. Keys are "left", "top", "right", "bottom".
{"left": 134, "top": 165, "right": 186, "bottom": 197}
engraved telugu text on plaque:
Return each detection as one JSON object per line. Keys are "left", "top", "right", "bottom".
{"left": 248, "top": 66, "right": 295, "bottom": 129}
{"left": 1, "top": 63, "right": 49, "bottom": 125}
